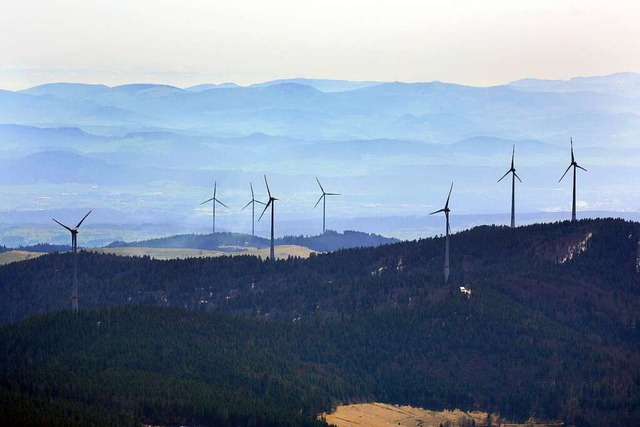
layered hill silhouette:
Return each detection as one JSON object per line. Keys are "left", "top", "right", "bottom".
{"left": 1, "top": 73, "right": 640, "bottom": 244}
{"left": 1, "top": 219, "right": 639, "bottom": 425}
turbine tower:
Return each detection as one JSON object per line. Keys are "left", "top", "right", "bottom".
{"left": 52, "top": 210, "right": 92, "bottom": 312}
{"left": 430, "top": 183, "right": 453, "bottom": 284}
{"left": 497, "top": 145, "right": 522, "bottom": 228}
{"left": 314, "top": 177, "right": 341, "bottom": 234}
{"left": 241, "top": 182, "right": 266, "bottom": 236}
{"left": 559, "top": 138, "right": 587, "bottom": 222}
{"left": 258, "top": 175, "right": 279, "bottom": 261}
{"left": 200, "top": 181, "right": 228, "bottom": 234}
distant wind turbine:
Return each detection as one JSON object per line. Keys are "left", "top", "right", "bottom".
{"left": 241, "top": 182, "right": 266, "bottom": 237}
{"left": 200, "top": 181, "right": 228, "bottom": 234}
{"left": 430, "top": 183, "right": 453, "bottom": 284}
{"left": 559, "top": 138, "right": 587, "bottom": 222}
{"left": 498, "top": 145, "right": 522, "bottom": 228}
{"left": 314, "top": 177, "right": 341, "bottom": 234}
{"left": 52, "top": 210, "right": 92, "bottom": 312}
{"left": 258, "top": 175, "right": 279, "bottom": 261}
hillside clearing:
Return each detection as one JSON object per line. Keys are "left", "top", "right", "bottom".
{"left": 90, "top": 244, "right": 317, "bottom": 260}
{"left": 321, "top": 403, "right": 489, "bottom": 427}
{"left": 321, "top": 403, "right": 563, "bottom": 427}
{"left": 0, "top": 250, "right": 45, "bottom": 265}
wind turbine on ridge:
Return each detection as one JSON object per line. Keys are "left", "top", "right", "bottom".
{"left": 258, "top": 175, "right": 279, "bottom": 261}
{"left": 314, "top": 177, "right": 341, "bottom": 234}
{"left": 52, "top": 210, "right": 92, "bottom": 312}
{"left": 241, "top": 182, "right": 266, "bottom": 237}
{"left": 430, "top": 183, "right": 453, "bottom": 284}
{"left": 498, "top": 145, "right": 522, "bottom": 228}
{"left": 199, "top": 181, "right": 228, "bottom": 234}
{"left": 559, "top": 138, "right": 587, "bottom": 222}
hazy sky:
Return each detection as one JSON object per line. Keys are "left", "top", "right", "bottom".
{"left": 1, "top": 0, "right": 639, "bottom": 89}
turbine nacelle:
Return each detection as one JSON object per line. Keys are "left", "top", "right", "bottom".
{"left": 259, "top": 175, "right": 278, "bottom": 221}
{"left": 314, "top": 177, "right": 341, "bottom": 208}
{"left": 199, "top": 181, "right": 229, "bottom": 208}
{"left": 52, "top": 210, "right": 92, "bottom": 234}
{"left": 559, "top": 138, "right": 587, "bottom": 183}
{"left": 498, "top": 145, "right": 522, "bottom": 183}
{"left": 429, "top": 182, "right": 453, "bottom": 216}
{"left": 241, "top": 182, "right": 266, "bottom": 211}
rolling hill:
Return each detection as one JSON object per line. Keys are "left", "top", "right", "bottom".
{"left": 105, "top": 230, "right": 398, "bottom": 253}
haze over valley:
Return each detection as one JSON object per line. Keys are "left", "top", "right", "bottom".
{"left": 1, "top": 73, "right": 639, "bottom": 246}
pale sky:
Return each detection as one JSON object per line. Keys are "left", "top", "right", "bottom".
{"left": 1, "top": 0, "right": 639, "bottom": 90}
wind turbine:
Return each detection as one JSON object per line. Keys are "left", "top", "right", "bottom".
{"left": 241, "top": 182, "right": 266, "bottom": 236}
{"left": 430, "top": 183, "right": 453, "bottom": 284}
{"left": 200, "top": 181, "right": 228, "bottom": 234}
{"left": 498, "top": 145, "right": 522, "bottom": 228}
{"left": 559, "top": 138, "right": 587, "bottom": 222}
{"left": 52, "top": 210, "right": 92, "bottom": 312}
{"left": 314, "top": 177, "right": 341, "bottom": 234}
{"left": 258, "top": 175, "right": 278, "bottom": 261}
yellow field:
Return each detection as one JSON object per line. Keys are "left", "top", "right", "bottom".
{"left": 0, "top": 250, "right": 45, "bottom": 265}
{"left": 321, "top": 403, "right": 563, "bottom": 427}
{"left": 321, "top": 403, "right": 489, "bottom": 427}
{"left": 91, "top": 244, "right": 317, "bottom": 260}
{"left": 90, "top": 246, "right": 225, "bottom": 260}
{"left": 0, "top": 245, "right": 317, "bottom": 266}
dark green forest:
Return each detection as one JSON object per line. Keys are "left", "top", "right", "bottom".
{"left": 1, "top": 218, "right": 639, "bottom": 426}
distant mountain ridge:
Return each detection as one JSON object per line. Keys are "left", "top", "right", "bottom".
{"left": 1, "top": 72, "right": 639, "bottom": 244}
{"left": 507, "top": 72, "right": 640, "bottom": 98}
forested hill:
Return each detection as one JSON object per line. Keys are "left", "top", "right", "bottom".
{"left": 2, "top": 218, "right": 639, "bottom": 338}
{"left": 1, "top": 218, "right": 640, "bottom": 425}
{"left": 105, "top": 229, "right": 398, "bottom": 252}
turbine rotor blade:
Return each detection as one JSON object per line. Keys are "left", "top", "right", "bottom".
{"left": 241, "top": 200, "right": 253, "bottom": 211}
{"left": 255, "top": 200, "right": 266, "bottom": 205}
{"left": 497, "top": 170, "right": 510, "bottom": 183}
{"left": 258, "top": 199, "right": 271, "bottom": 221}
{"left": 264, "top": 175, "right": 272, "bottom": 198}
{"left": 316, "top": 177, "right": 325, "bottom": 194}
{"left": 199, "top": 197, "right": 214, "bottom": 206}
{"left": 214, "top": 181, "right": 217, "bottom": 198}
{"left": 559, "top": 164, "right": 572, "bottom": 182}
{"left": 250, "top": 182, "right": 255, "bottom": 199}
{"left": 314, "top": 194, "right": 324, "bottom": 209}
{"left": 514, "top": 172, "right": 523, "bottom": 183}
{"left": 429, "top": 208, "right": 445, "bottom": 215}
{"left": 444, "top": 182, "right": 453, "bottom": 209}
{"left": 576, "top": 164, "right": 587, "bottom": 172}
{"left": 570, "top": 138, "right": 575, "bottom": 163}
{"left": 511, "top": 145, "right": 515, "bottom": 168}
{"left": 215, "top": 198, "right": 229, "bottom": 209}
{"left": 76, "top": 210, "right": 92, "bottom": 228}
{"left": 52, "top": 218, "right": 73, "bottom": 232}
{"left": 326, "top": 192, "right": 341, "bottom": 196}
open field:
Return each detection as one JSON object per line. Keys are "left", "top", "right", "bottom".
{"left": 90, "top": 244, "right": 317, "bottom": 260}
{"left": 321, "top": 403, "right": 564, "bottom": 427}
{"left": 89, "top": 246, "right": 226, "bottom": 260}
{"left": 0, "top": 250, "right": 45, "bottom": 265}
{"left": 321, "top": 403, "right": 489, "bottom": 427}
{"left": 0, "top": 245, "right": 317, "bottom": 266}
